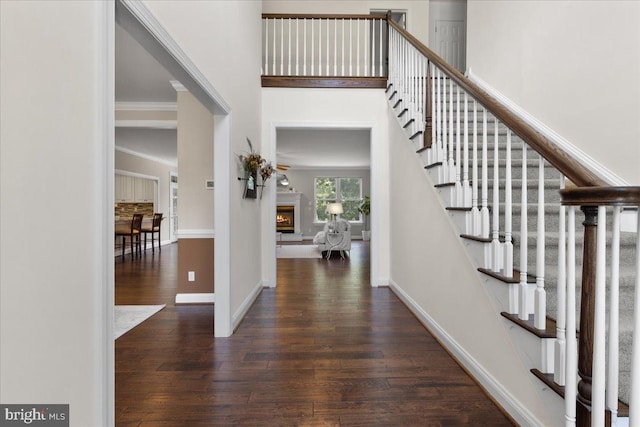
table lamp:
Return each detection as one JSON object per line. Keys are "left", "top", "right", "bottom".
{"left": 327, "top": 202, "right": 343, "bottom": 222}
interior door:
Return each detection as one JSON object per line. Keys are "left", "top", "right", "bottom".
{"left": 434, "top": 19, "right": 466, "bottom": 72}
{"left": 169, "top": 173, "right": 178, "bottom": 242}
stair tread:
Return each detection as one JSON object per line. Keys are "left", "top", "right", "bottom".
{"left": 500, "top": 312, "right": 556, "bottom": 338}
{"left": 530, "top": 369, "right": 630, "bottom": 417}
{"left": 478, "top": 267, "right": 536, "bottom": 284}
{"left": 424, "top": 162, "right": 442, "bottom": 169}
{"left": 434, "top": 182, "right": 455, "bottom": 188}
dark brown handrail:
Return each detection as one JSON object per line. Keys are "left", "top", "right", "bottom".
{"left": 560, "top": 186, "right": 640, "bottom": 206}
{"left": 387, "top": 19, "right": 607, "bottom": 188}
{"left": 262, "top": 13, "right": 385, "bottom": 20}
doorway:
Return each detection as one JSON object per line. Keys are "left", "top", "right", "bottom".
{"left": 169, "top": 172, "right": 178, "bottom": 242}
{"left": 429, "top": 0, "right": 467, "bottom": 72}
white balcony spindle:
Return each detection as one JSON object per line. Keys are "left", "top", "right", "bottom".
{"left": 491, "top": 116, "right": 501, "bottom": 273}
{"left": 280, "top": 18, "right": 284, "bottom": 75}
{"left": 592, "top": 206, "right": 607, "bottom": 427}
{"left": 481, "top": 108, "right": 490, "bottom": 238}
{"left": 565, "top": 206, "right": 577, "bottom": 426}
{"left": 287, "top": 19, "right": 291, "bottom": 76}
{"left": 379, "top": 19, "right": 383, "bottom": 76}
{"left": 326, "top": 19, "right": 329, "bottom": 76}
{"left": 296, "top": 19, "right": 299, "bottom": 76}
{"left": 311, "top": 19, "right": 314, "bottom": 75}
{"left": 356, "top": 19, "right": 360, "bottom": 76}
{"left": 471, "top": 99, "right": 480, "bottom": 234}
{"left": 518, "top": 140, "right": 529, "bottom": 320}
{"left": 317, "top": 19, "right": 321, "bottom": 75}
{"left": 334, "top": 19, "right": 337, "bottom": 76}
{"left": 349, "top": 19, "right": 353, "bottom": 76}
{"left": 364, "top": 20, "right": 368, "bottom": 77}
{"left": 303, "top": 19, "right": 306, "bottom": 76}
{"left": 264, "top": 19, "right": 268, "bottom": 75}
{"left": 534, "top": 155, "right": 546, "bottom": 329}
{"left": 630, "top": 209, "right": 640, "bottom": 425}
{"left": 504, "top": 130, "right": 513, "bottom": 278}
{"left": 341, "top": 20, "right": 345, "bottom": 76}
{"left": 554, "top": 176, "right": 567, "bottom": 386}
{"left": 273, "top": 19, "right": 277, "bottom": 75}
{"left": 607, "top": 206, "right": 621, "bottom": 426}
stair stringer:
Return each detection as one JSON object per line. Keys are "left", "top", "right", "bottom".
{"left": 387, "top": 107, "right": 561, "bottom": 427}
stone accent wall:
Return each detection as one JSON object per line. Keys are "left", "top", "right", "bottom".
{"left": 115, "top": 202, "right": 154, "bottom": 219}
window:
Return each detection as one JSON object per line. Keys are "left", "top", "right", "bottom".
{"left": 314, "top": 177, "right": 362, "bottom": 222}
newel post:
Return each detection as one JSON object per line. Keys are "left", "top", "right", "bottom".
{"left": 576, "top": 205, "right": 598, "bottom": 427}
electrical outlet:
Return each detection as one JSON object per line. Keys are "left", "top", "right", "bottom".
{"left": 188, "top": 271, "right": 195, "bottom": 282}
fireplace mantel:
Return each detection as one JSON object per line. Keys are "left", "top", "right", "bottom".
{"left": 277, "top": 192, "right": 303, "bottom": 241}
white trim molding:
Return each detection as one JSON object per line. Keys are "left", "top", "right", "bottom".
{"left": 115, "top": 146, "right": 177, "bottom": 168}
{"left": 232, "top": 281, "right": 263, "bottom": 332}
{"left": 175, "top": 229, "right": 215, "bottom": 239}
{"left": 170, "top": 80, "right": 188, "bottom": 92}
{"left": 175, "top": 293, "right": 215, "bottom": 304}
{"left": 466, "top": 68, "right": 628, "bottom": 186}
{"left": 115, "top": 119, "right": 177, "bottom": 130}
{"left": 388, "top": 279, "right": 543, "bottom": 427}
{"left": 115, "top": 101, "right": 177, "bottom": 112}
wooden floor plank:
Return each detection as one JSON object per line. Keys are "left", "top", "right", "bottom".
{"left": 116, "top": 242, "right": 514, "bottom": 426}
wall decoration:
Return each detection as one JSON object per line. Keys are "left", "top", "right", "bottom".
{"left": 237, "top": 137, "right": 274, "bottom": 200}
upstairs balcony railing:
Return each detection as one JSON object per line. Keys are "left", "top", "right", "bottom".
{"left": 262, "top": 12, "right": 640, "bottom": 427}
{"left": 261, "top": 14, "right": 388, "bottom": 88}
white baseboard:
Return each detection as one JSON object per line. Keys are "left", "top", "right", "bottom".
{"left": 232, "top": 280, "right": 263, "bottom": 331}
{"left": 467, "top": 68, "right": 628, "bottom": 187}
{"left": 175, "top": 293, "right": 215, "bottom": 304}
{"left": 262, "top": 279, "right": 276, "bottom": 288}
{"left": 388, "top": 278, "right": 543, "bottom": 427}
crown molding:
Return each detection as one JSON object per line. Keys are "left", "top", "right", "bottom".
{"left": 115, "top": 120, "right": 177, "bottom": 130}
{"left": 115, "top": 146, "right": 177, "bottom": 168}
{"left": 115, "top": 101, "right": 177, "bottom": 112}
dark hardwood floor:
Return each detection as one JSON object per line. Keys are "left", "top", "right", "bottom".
{"left": 115, "top": 242, "right": 514, "bottom": 426}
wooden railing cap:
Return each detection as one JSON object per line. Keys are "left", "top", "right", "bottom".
{"left": 560, "top": 186, "right": 640, "bottom": 206}
{"left": 262, "top": 13, "right": 385, "bottom": 20}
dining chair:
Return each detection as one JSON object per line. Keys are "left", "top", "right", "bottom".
{"left": 115, "top": 213, "right": 143, "bottom": 260}
{"left": 141, "top": 213, "right": 163, "bottom": 253}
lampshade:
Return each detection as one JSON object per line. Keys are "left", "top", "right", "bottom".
{"left": 278, "top": 174, "right": 289, "bottom": 186}
{"left": 326, "top": 202, "right": 343, "bottom": 215}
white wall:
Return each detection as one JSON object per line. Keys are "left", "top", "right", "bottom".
{"left": 177, "top": 90, "right": 214, "bottom": 231}
{"left": 387, "top": 109, "right": 554, "bottom": 426}
{"left": 262, "top": 88, "right": 390, "bottom": 288}
{"left": 141, "top": 0, "right": 264, "bottom": 331}
{"left": 1, "top": 1, "right": 112, "bottom": 425}
{"left": 263, "top": 0, "right": 430, "bottom": 45}
{"left": 278, "top": 168, "right": 371, "bottom": 238}
{"left": 467, "top": 0, "right": 640, "bottom": 185}
{"left": 115, "top": 149, "right": 177, "bottom": 243}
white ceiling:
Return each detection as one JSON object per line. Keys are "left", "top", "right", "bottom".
{"left": 115, "top": 24, "right": 370, "bottom": 169}
{"left": 277, "top": 128, "right": 371, "bottom": 169}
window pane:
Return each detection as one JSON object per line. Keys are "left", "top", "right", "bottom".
{"left": 315, "top": 178, "right": 336, "bottom": 199}
{"left": 340, "top": 178, "right": 361, "bottom": 200}
{"left": 341, "top": 200, "right": 361, "bottom": 221}
{"left": 316, "top": 199, "right": 333, "bottom": 221}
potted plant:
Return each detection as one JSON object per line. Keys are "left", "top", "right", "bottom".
{"left": 358, "top": 196, "right": 371, "bottom": 241}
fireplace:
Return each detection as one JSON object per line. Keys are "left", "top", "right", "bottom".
{"left": 276, "top": 205, "right": 295, "bottom": 233}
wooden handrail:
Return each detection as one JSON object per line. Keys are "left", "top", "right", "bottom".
{"left": 387, "top": 19, "right": 607, "bottom": 188}
{"left": 560, "top": 186, "right": 640, "bottom": 206}
{"left": 262, "top": 13, "right": 385, "bottom": 20}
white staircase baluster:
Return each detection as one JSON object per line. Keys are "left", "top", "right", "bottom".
{"left": 442, "top": 76, "right": 449, "bottom": 184}
{"left": 565, "top": 206, "right": 577, "bottom": 427}
{"left": 435, "top": 68, "right": 442, "bottom": 165}
{"left": 630, "top": 209, "right": 640, "bottom": 426}
{"left": 455, "top": 85, "right": 462, "bottom": 206}
{"left": 518, "top": 140, "right": 529, "bottom": 320}
{"left": 555, "top": 176, "right": 567, "bottom": 386}
{"left": 448, "top": 80, "right": 455, "bottom": 183}
{"left": 592, "top": 206, "right": 607, "bottom": 427}
{"left": 463, "top": 93, "right": 471, "bottom": 207}
{"left": 490, "top": 116, "right": 501, "bottom": 273}
{"left": 430, "top": 62, "right": 437, "bottom": 164}
{"left": 607, "top": 206, "right": 621, "bottom": 426}
{"left": 534, "top": 155, "right": 546, "bottom": 329}
{"left": 481, "top": 108, "right": 490, "bottom": 238}
{"left": 471, "top": 99, "right": 480, "bottom": 235}
{"left": 504, "top": 130, "right": 513, "bottom": 278}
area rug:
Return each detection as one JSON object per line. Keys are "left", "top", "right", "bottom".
{"left": 114, "top": 304, "right": 165, "bottom": 339}
{"left": 276, "top": 245, "right": 322, "bottom": 259}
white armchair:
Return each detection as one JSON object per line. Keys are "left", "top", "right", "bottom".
{"left": 313, "top": 219, "right": 351, "bottom": 259}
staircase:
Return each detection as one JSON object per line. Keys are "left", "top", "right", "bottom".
{"left": 387, "top": 20, "right": 640, "bottom": 426}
